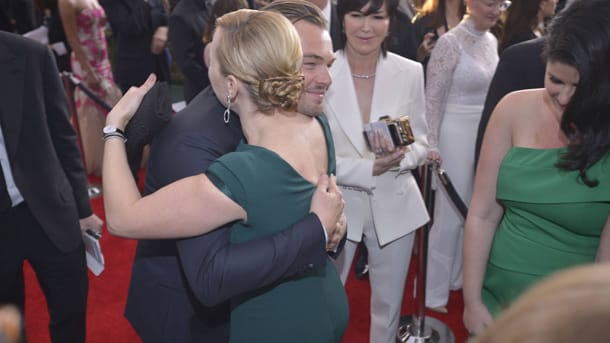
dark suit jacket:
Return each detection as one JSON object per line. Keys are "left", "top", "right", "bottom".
{"left": 46, "top": 7, "right": 72, "bottom": 72}
{"left": 168, "top": 0, "right": 209, "bottom": 103}
{"left": 329, "top": 4, "right": 341, "bottom": 51}
{"left": 474, "top": 37, "right": 546, "bottom": 164}
{"left": 388, "top": 9, "right": 416, "bottom": 60}
{"left": 0, "top": 31, "right": 91, "bottom": 253}
{"left": 102, "top": 0, "right": 170, "bottom": 93}
{"left": 0, "top": 0, "right": 35, "bottom": 34}
{"left": 124, "top": 87, "right": 330, "bottom": 343}
{"left": 499, "top": 30, "right": 536, "bottom": 55}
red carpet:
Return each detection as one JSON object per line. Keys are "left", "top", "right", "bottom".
{"left": 24, "top": 177, "right": 468, "bottom": 343}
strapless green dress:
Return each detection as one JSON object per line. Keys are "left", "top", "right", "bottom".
{"left": 482, "top": 147, "right": 610, "bottom": 315}
{"left": 206, "top": 115, "right": 349, "bottom": 342}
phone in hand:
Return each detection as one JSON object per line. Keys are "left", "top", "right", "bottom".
{"left": 427, "top": 29, "right": 439, "bottom": 45}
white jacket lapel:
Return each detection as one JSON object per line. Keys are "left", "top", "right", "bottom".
{"left": 326, "top": 52, "right": 370, "bottom": 157}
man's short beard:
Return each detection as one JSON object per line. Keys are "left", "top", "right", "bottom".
{"left": 298, "top": 104, "right": 322, "bottom": 117}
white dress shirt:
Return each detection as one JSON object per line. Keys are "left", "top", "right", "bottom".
{"left": 0, "top": 124, "right": 24, "bottom": 207}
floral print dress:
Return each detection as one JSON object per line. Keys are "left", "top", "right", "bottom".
{"left": 71, "top": 7, "right": 121, "bottom": 175}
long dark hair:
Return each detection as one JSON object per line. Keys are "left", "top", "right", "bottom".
{"left": 499, "top": 0, "right": 542, "bottom": 54}
{"left": 337, "top": 0, "right": 398, "bottom": 56}
{"left": 544, "top": 0, "right": 610, "bottom": 187}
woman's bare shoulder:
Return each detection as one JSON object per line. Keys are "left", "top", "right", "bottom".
{"left": 493, "top": 88, "right": 544, "bottom": 121}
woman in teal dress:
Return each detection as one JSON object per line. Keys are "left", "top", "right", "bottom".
{"left": 463, "top": 0, "right": 610, "bottom": 336}
{"left": 101, "top": 9, "right": 348, "bottom": 342}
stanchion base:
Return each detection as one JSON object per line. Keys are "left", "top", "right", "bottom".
{"left": 396, "top": 315, "right": 454, "bottom": 343}
{"left": 88, "top": 184, "right": 102, "bottom": 199}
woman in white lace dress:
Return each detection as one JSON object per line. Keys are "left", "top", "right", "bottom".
{"left": 424, "top": 0, "right": 507, "bottom": 312}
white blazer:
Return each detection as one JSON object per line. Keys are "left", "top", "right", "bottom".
{"left": 325, "top": 51, "right": 430, "bottom": 246}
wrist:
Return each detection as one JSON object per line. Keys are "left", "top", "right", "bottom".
{"left": 105, "top": 115, "right": 127, "bottom": 131}
{"left": 463, "top": 294, "right": 483, "bottom": 308}
{"left": 307, "top": 212, "right": 329, "bottom": 246}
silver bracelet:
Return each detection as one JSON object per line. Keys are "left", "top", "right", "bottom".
{"left": 103, "top": 132, "right": 127, "bottom": 142}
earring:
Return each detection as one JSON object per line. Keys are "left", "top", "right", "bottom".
{"left": 223, "top": 94, "right": 231, "bottom": 124}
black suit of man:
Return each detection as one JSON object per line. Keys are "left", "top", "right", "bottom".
{"left": 102, "top": 0, "right": 170, "bottom": 93}
{"left": 0, "top": 0, "right": 35, "bottom": 34}
{"left": 0, "top": 32, "right": 90, "bottom": 343}
{"left": 168, "top": 0, "right": 210, "bottom": 103}
{"left": 388, "top": 8, "right": 416, "bottom": 60}
{"left": 329, "top": 3, "right": 341, "bottom": 51}
{"left": 124, "top": 87, "right": 332, "bottom": 343}
{"left": 474, "top": 37, "right": 546, "bottom": 164}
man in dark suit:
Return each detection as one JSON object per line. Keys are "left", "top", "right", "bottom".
{"left": 329, "top": 1, "right": 341, "bottom": 50}
{"left": 168, "top": 0, "right": 210, "bottom": 103}
{"left": 474, "top": 37, "right": 546, "bottom": 164}
{"left": 124, "top": 1, "right": 344, "bottom": 342}
{"left": 388, "top": 6, "right": 416, "bottom": 60}
{"left": 102, "top": 0, "right": 170, "bottom": 94}
{"left": 0, "top": 31, "right": 103, "bottom": 343}
{"left": 0, "top": 0, "right": 35, "bottom": 34}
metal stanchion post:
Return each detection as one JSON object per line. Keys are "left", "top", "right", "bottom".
{"left": 396, "top": 162, "right": 454, "bottom": 343}
{"left": 61, "top": 72, "right": 102, "bottom": 199}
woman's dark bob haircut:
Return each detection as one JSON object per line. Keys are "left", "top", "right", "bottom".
{"left": 337, "top": 0, "right": 398, "bottom": 56}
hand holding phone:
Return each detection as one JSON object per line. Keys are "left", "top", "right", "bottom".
{"left": 417, "top": 31, "right": 438, "bottom": 61}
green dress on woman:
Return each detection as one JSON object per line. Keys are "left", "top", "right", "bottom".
{"left": 483, "top": 147, "right": 610, "bottom": 315}
{"left": 206, "top": 115, "right": 349, "bottom": 343}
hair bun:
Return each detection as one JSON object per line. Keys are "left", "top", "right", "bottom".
{"left": 257, "top": 73, "right": 304, "bottom": 111}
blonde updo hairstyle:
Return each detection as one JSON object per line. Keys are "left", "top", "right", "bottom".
{"left": 214, "top": 9, "right": 304, "bottom": 114}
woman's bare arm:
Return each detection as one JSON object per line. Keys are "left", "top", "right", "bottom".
{"left": 102, "top": 75, "right": 246, "bottom": 239}
{"left": 463, "top": 92, "right": 516, "bottom": 335}
{"left": 596, "top": 213, "right": 610, "bottom": 262}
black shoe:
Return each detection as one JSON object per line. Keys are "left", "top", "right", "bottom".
{"left": 355, "top": 243, "right": 369, "bottom": 279}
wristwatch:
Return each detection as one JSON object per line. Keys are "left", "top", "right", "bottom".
{"left": 103, "top": 125, "right": 126, "bottom": 141}
{"left": 103, "top": 125, "right": 125, "bottom": 135}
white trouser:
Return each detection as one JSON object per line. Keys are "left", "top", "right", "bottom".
{"left": 425, "top": 107, "right": 479, "bottom": 308}
{"left": 333, "top": 209, "right": 414, "bottom": 343}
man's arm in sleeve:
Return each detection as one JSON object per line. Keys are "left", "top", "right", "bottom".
{"left": 178, "top": 213, "right": 328, "bottom": 307}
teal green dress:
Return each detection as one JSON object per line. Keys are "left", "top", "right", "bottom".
{"left": 206, "top": 115, "right": 349, "bottom": 343}
{"left": 482, "top": 147, "right": 610, "bottom": 315}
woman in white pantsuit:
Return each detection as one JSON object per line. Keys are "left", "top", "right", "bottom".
{"left": 424, "top": 0, "right": 504, "bottom": 312}
{"left": 325, "top": 0, "right": 429, "bottom": 342}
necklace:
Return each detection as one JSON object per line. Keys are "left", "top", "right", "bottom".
{"left": 351, "top": 72, "right": 376, "bottom": 79}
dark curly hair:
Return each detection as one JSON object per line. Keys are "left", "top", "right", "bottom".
{"left": 543, "top": 0, "right": 610, "bottom": 187}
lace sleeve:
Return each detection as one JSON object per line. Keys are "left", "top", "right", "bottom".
{"left": 425, "top": 34, "right": 461, "bottom": 152}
